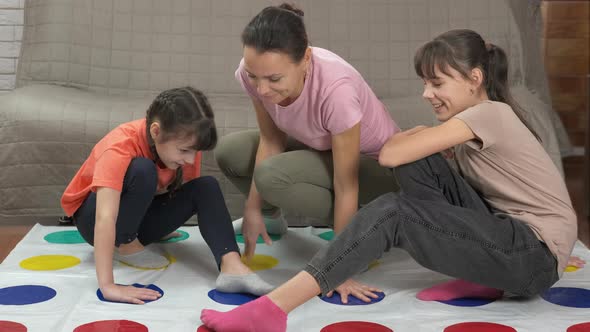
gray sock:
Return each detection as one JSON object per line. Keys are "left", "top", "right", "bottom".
{"left": 215, "top": 273, "right": 275, "bottom": 296}
{"left": 113, "top": 248, "right": 170, "bottom": 269}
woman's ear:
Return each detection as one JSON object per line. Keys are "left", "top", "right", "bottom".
{"left": 303, "top": 47, "right": 312, "bottom": 71}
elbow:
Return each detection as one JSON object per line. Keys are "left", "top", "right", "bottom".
{"left": 378, "top": 146, "right": 401, "bottom": 168}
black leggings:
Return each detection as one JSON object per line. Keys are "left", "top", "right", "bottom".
{"left": 74, "top": 157, "right": 240, "bottom": 267}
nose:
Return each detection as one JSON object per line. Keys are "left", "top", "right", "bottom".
{"left": 422, "top": 86, "right": 434, "bottom": 99}
{"left": 256, "top": 80, "right": 270, "bottom": 96}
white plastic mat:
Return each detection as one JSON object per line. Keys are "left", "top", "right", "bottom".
{"left": 1, "top": 224, "right": 589, "bottom": 332}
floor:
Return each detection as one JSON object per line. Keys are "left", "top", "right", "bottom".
{"left": 1, "top": 156, "right": 589, "bottom": 263}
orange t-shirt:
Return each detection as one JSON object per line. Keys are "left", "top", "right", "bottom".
{"left": 61, "top": 119, "right": 202, "bottom": 216}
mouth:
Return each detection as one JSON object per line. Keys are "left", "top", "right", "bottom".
{"left": 432, "top": 103, "right": 444, "bottom": 112}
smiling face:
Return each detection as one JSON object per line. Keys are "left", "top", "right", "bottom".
{"left": 242, "top": 46, "right": 310, "bottom": 106}
{"left": 150, "top": 122, "right": 197, "bottom": 170}
{"left": 421, "top": 65, "right": 487, "bottom": 122}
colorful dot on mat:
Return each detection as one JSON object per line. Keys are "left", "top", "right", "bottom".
{"left": 565, "top": 265, "right": 581, "bottom": 272}
{"left": 207, "top": 289, "right": 258, "bottom": 305}
{"left": 165, "top": 253, "right": 177, "bottom": 264}
{"left": 73, "top": 320, "right": 147, "bottom": 332}
{"left": 568, "top": 322, "right": 590, "bottom": 332}
{"left": 235, "top": 233, "right": 281, "bottom": 244}
{"left": 320, "top": 321, "right": 393, "bottom": 332}
{"left": 196, "top": 325, "right": 214, "bottom": 332}
{"left": 444, "top": 322, "right": 516, "bottom": 332}
{"left": 158, "top": 230, "right": 190, "bottom": 243}
{"left": 19, "top": 255, "right": 80, "bottom": 271}
{"left": 541, "top": 287, "right": 590, "bottom": 308}
{"left": 321, "top": 291, "right": 385, "bottom": 306}
{"left": 368, "top": 260, "right": 380, "bottom": 270}
{"left": 318, "top": 230, "right": 334, "bottom": 241}
{"left": 0, "top": 321, "right": 27, "bottom": 332}
{"left": 437, "top": 297, "right": 496, "bottom": 307}
{"left": 241, "top": 254, "right": 279, "bottom": 271}
{"left": 96, "top": 284, "right": 164, "bottom": 304}
{"left": 43, "top": 230, "right": 86, "bottom": 244}
{"left": 0, "top": 285, "right": 56, "bottom": 305}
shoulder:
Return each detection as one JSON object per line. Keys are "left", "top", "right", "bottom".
{"left": 311, "top": 47, "right": 362, "bottom": 86}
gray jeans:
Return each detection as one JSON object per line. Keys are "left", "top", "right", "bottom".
{"left": 214, "top": 130, "right": 399, "bottom": 222}
{"left": 304, "top": 153, "right": 558, "bottom": 297}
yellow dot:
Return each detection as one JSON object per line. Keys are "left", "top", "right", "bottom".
{"left": 241, "top": 254, "right": 279, "bottom": 271}
{"left": 565, "top": 265, "right": 580, "bottom": 272}
{"left": 20, "top": 255, "right": 80, "bottom": 271}
{"left": 118, "top": 255, "right": 173, "bottom": 271}
{"left": 368, "top": 260, "right": 380, "bottom": 270}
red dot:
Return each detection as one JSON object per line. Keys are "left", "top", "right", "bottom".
{"left": 568, "top": 322, "right": 590, "bottom": 332}
{"left": 197, "top": 325, "right": 215, "bottom": 332}
{"left": 321, "top": 321, "right": 393, "bottom": 332}
{"left": 0, "top": 321, "right": 26, "bottom": 332}
{"left": 73, "top": 320, "right": 147, "bottom": 332}
{"left": 444, "top": 322, "right": 516, "bottom": 332}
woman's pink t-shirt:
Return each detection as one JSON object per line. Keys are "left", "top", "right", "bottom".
{"left": 235, "top": 47, "right": 399, "bottom": 159}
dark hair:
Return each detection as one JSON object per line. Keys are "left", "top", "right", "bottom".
{"left": 414, "top": 29, "right": 538, "bottom": 140}
{"left": 241, "top": 3, "right": 308, "bottom": 63}
{"left": 146, "top": 86, "right": 217, "bottom": 194}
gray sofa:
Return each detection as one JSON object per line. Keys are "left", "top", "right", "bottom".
{"left": 0, "top": 0, "right": 570, "bottom": 225}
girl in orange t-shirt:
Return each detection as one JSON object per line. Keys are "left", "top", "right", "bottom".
{"left": 62, "top": 87, "right": 273, "bottom": 304}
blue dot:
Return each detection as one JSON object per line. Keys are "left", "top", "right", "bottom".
{"left": 542, "top": 287, "right": 590, "bottom": 308}
{"left": 0, "top": 285, "right": 57, "bottom": 305}
{"left": 96, "top": 283, "right": 164, "bottom": 304}
{"left": 437, "top": 297, "right": 496, "bottom": 307}
{"left": 320, "top": 291, "right": 385, "bottom": 306}
{"left": 207, "top": 289, "right": 258, "bottom": 305}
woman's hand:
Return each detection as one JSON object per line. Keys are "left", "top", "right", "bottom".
{"left": 568, "top": 256, "right": 586, "bottom": 268}
{"left": 242, "top": 206, "right": 273, "bottom": 260}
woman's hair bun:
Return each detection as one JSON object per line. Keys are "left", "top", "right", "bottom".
{"left": 278, "top": 3, "right": 304, "bottom": 17}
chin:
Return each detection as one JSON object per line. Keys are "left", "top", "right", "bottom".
{"left": 165, "top": 163, "right": 180, "bottom": 170}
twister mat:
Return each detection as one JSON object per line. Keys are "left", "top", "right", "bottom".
{"left": 1, "top": 224, "right": 589, "bottom": 332}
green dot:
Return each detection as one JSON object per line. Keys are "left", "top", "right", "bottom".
{"left": 44, "top": 230, "right": 86, "bottom": 244}
{"left": 318, "top": 230, "right": 334, "bottom": 241}
{"left": 158, "top": 230, "right": 190, "bottom": 243}
{"left": 235, "top": 234, "right": 281, "bottom": 244}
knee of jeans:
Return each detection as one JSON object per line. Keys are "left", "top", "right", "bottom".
{"left": 127, "top": 157, "right": 157, "bottom": 189}
{"left": 253, "top": 159, "right": 292, "bottom": 195}
{"left": 189, "top": 175, "right": 221, "bottom": 191}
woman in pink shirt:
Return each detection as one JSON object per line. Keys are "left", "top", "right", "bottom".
{"left": 215, "top": 3, "right": 399, "bottom": 302}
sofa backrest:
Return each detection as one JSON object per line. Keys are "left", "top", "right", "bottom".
{"left": 17, "top": 0, "right": 525, "bottom": 99}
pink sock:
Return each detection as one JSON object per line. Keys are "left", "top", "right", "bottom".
{"left": 416, "top": 279, "right": 504, "bottom": 301}
{"left": 200, "top": 296, "right": 287, "bottom": 332}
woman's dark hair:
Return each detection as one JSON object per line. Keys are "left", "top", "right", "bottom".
{"left": 146, "top": 86, "right": 217, "bottom": 194}
{"left": 241, "top": 3, "right": 308, "bottom": 63}
{"left": 414, "top": 29, "right": 538, "bottom": 140}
